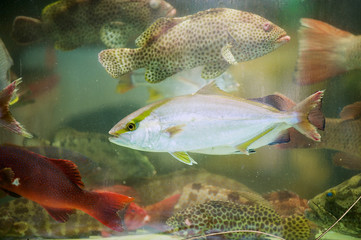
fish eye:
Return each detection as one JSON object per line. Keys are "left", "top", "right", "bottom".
{"left": 326, "top": 189, "right": 336, "bottom": 200}
{"left": 126, "top": 121, "right": 137, "bottom": 131}
{"left": 149, "top": 0, "right": 161, "bottom": 9}
{"left": 263, "top": 22, "right": 273, "bottom": 32}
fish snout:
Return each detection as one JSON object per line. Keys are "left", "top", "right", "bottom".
{"left": 276, "top": 35, "right": 291, "bottom": 44}
{"left": 166, "top": 8, "right": 177, "bottom": 17}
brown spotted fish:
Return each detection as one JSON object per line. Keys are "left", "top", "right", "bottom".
{"left": 167, "top": 201, "right": 313, "bottom": 240}
{"left": 99, "top": 8, "right": 290, "bottom": 83}
{"left": 12, "top": 0, "right": 176, "bottom": 50}
{"left": 279, "top": 101, "right": 361, "bottom": 170}
{"left": 306, "top": 173, "right": 361, "bottom": 238}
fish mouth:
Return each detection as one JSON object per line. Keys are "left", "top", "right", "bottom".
{"left": 166, "top": 8, "right": 177, "bottom": 17}
{"left": 276, "top": 34, "right": 291, "bottom": 44}
{"left": 306, "top": 200, "right": 338, "bottom": 223}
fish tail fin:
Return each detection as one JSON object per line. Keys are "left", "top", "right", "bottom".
{"left": 0, "top": 79, "right": 32, "bottom": 138}
{"left": 291, "top": 90, "right": 325, "bottom": 142}
{"left": 83, "top": 191, "right": 134, "bottom": 232}
{"left": 98, "top": 48, "right": 143, "bottom": 78}
{"left": 294, "top": 18, "right": 354, "bottom": 85}
{"left": 282, "top": 215, "right": 313, "bottom": 240}
{"left": 12, "top": 16, "right": 44, "bottom": 45}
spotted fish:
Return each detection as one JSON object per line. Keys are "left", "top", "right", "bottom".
{"left": 306, "top": 173, "right": 361, "bottom": 238}
{"left": 99, "top": 8, "right": 290, "bottom": 83}
{"left": 12, "top": 0, "right": 176, "bottom": 50}
{"left": 166, "top": 200, "right": 313, "bottom": 240}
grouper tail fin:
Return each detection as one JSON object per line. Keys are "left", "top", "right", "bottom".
{"left": 12, "top": 16, "right": 44, "bottom": 45}
{"left": 98, "top": 48, "right": 143, "bottom": 78}
{"left": 291, "top": 90, "right": 325, "bottom": 142}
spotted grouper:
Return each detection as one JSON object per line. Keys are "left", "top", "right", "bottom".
{"left": 166, "top": 200, "right": 313, "bottom": 240}
{"left": 12, "top": 0, "right": 176, "bottom": 50}
{"left": 98, "top": 8, "right": 290, "bottom": 83}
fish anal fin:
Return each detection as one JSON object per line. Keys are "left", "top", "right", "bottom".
{"left": 236, "top": 128, "right": 275, "bottom": 153}
{"left": 268, "top": 131, "right": 290, "bottom": 145}
{"left": 47, "top": 158, "right": 85, "bottom": 189}
{"left": 41, "top": 205, "right": 75, "bottom": 222}
{"left": 164, "top": 125, "right": 185, "bottom": 138}
{"left": 135, "top": 17, "right": 184, "bottom": 47}
{"left": 221, "top": 44, "right": 237, "bottom": 65}
{"left": 0, "top": 167, "right": 15, "bottom": 184}
{"left": 249, "top": 93, "right": 296, "bottom": 111}
{"left": 169, "top": 152, "right": 197, "bottom": 165}
{"left": 340, "top": 101, "right": 361, "bottom": 120}
{"left": 201, "top": 61, "right": 230, "bottom": 80}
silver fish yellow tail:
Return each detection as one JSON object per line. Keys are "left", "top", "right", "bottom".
{"left": 98, "top": 48, "right": 143, "bottom": 78}
{"left": 291, "top": 90, "right": 325, "bottom": 142}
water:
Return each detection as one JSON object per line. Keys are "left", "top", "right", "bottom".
{"left": 0, "top": 0, "right": 361, "bottom": 239}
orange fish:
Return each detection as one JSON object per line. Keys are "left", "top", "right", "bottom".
{"left": 0, "top": 144, "right": 134, "bottom": 232}
{"left": 294, "top": 18, "right": 361, "bottom": 85}
{"left": 0, "top": 80, "right": 32, "bottom": 137}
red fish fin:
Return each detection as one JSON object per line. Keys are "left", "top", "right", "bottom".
{"left": 0, "top": 80, "right": 32, "bottom": 138}
{"left": 0, "top": 167, "right": 15, "bottom": 184}
{"left": 41, "top": 205, "right": 75, "bottom": 222}
{"left": 291, "top": 90, "right": 325, "bottom": 141}
{"left": 249, "top": 93, "right": 296, "bottom": 111}
{"left": 340, "top": 101, "right": 361, "bottom": 120}
{"left": 47, "top": 158, "right": 85, "bottom": 189}
{"left": 145, "top": 193, "right": 181, "bottom": 230}
{"left": 294, "top": 18, "right": 354, "bottom": 85}
{"left": 83, "top": 191, "right": 134, "bottom": 232}
{"left": 333, "top": 152, "right": 361, "bottom": 170}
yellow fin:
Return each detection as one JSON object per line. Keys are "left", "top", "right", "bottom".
{"left": 164, "top": 124, "right": 185, "bottom": 137}
{"left": 135, "top": 17, "right": 185, "bottom": 47}
{"left": 236, "top": 128, "right": 274, "bottom": 154}
{"left": 147, "top": 87, "right": 163, "bottom": 103}
{"left": 169, "top": 152, "right": 197, "bottom": 165}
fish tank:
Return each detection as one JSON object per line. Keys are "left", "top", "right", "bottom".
{"left": 1, "top": 0, "right": 361, "bottom": 239}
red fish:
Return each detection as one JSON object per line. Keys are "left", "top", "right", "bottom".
{"left": 0, "top": 80, "right": 32, "bottom": 137}
{"left": 0, "top": 144, "right": 134, "bottom": 232}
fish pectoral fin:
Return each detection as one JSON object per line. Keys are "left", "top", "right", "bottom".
{"left": 41, "top": 205, "right": 75, "bottom": 222}
{"left": 135, "top": 17, "right": 185, "bottom": 47}
{"left": 0, "top": 167, "right": 15, "bottom": 184}
{"left": 169, "top": 152, "right": 197, "bottom": 165}
{"left": 201, "top": 61, "right": 230, "bottom": 80}
{"left": 100, "top": 21, "right": 132, "bottom": 48}
{"left": 13, "top": 221, "right": 29, "bottom": 234}
{"left": 221, "top": 44, "right": 237, "bottom": 65}
{"left": 164, "top": 125, "right": 185, "bottom": 137}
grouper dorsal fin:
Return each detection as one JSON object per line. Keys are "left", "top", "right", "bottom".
{"left": 340, "top": 101, "right": 361, "bottom": 120}
{"left": 249, "top": 93, "right": 296, "bottom": 111}
{"left": 47, "top": 158, "right": 85, "bottom": 189}
{"left": 135, "top": 17, "right": 186, "bottom": 47}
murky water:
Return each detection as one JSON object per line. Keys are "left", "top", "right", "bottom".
{"left": 0, "top": 0, "right": 361, "bottom": 239}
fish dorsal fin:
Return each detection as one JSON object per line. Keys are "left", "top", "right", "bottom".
{"left": 249, "top": 93, "right": 296, "bottom": 111}
{"left": 0, "top": 167, "right": 15, "bottom": 184}
{"left": 47, "top": 158, "right": 85, "bottom": 189}
{"left": 195, "top": 80, "right": 232, "bottom": 96}
{"left": 135, "top": 17, "right": 185, "bottom": 47}
{"left": 340, "top": 101, "right": 361, "bottom": 120}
